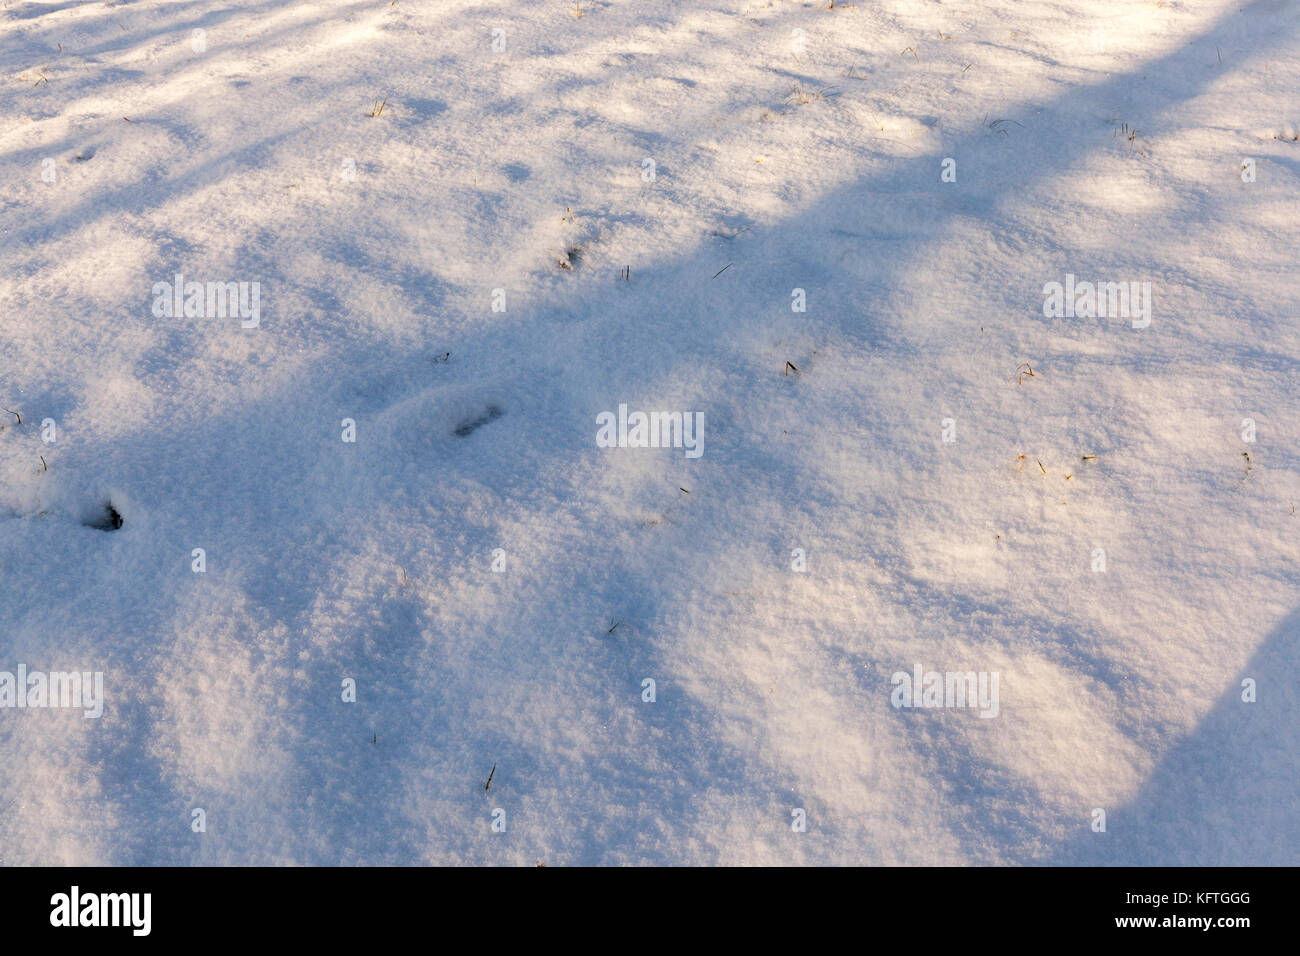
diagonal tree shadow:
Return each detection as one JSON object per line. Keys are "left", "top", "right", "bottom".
{"left": 1044, "top": 605, "right": 1300, "bottom": 865}
{"left": 3, "top": 0, "right": 1297, "bottom": 864}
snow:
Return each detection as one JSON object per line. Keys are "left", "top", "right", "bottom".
{"left": 1, "top": 0, "right": 1297, "bottom": 865}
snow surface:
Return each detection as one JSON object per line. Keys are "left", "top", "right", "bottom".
{"left": 1, "top": 0, "right": 1298, "bottom": 865}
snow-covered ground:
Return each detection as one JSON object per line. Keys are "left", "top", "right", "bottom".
{"left": 1, "top": 0, "right": 1297, "bottom": 865}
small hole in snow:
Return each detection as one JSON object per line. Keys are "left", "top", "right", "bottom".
{"left": 85, "top": 502, "right": 123, "bottom": 531}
